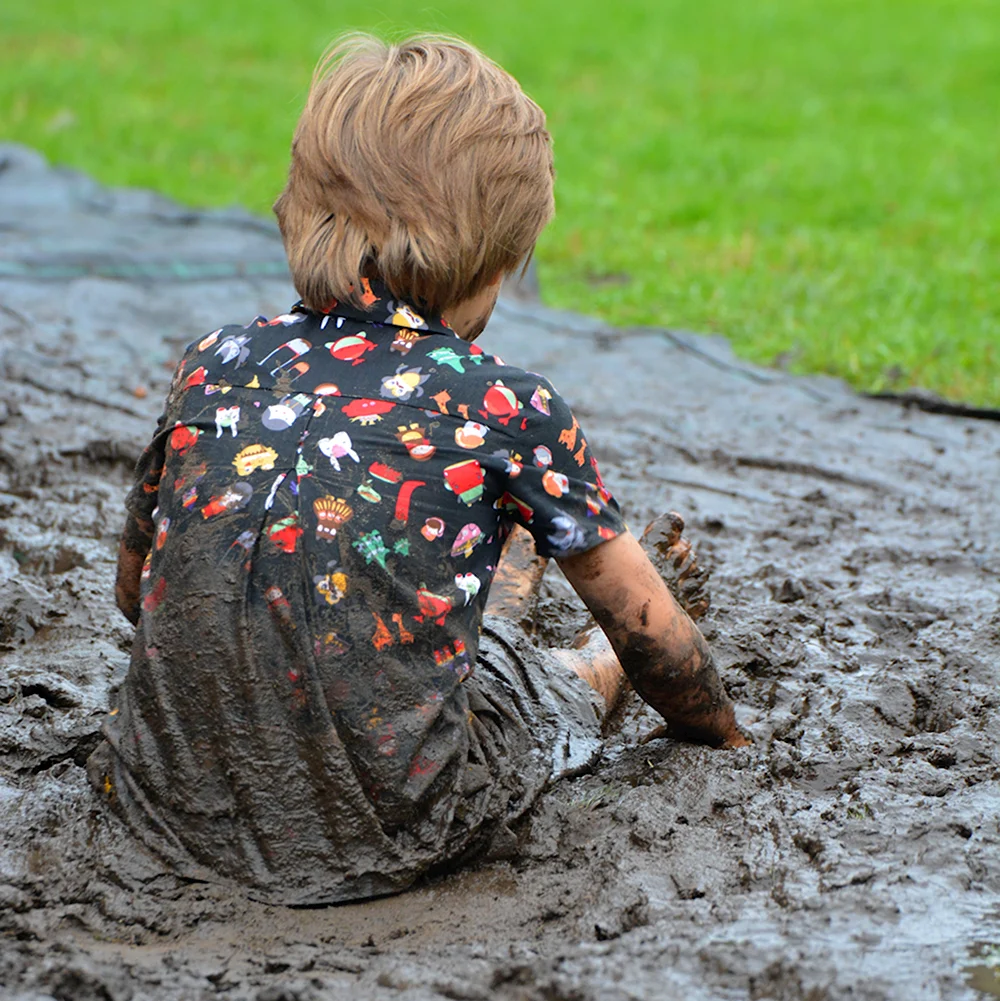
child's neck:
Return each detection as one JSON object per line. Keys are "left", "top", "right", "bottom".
{"left": 441, "top": 279, "right": 502, "bottom": 342}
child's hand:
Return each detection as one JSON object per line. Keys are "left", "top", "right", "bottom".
{"left": 704, "top": 714, "right": 753, "bottom": 749}
{"left": 640, "top": 512, "right": 711, "bottom": 621}
{"left": 642, "top": 707, "right": 752, "bottom": 750}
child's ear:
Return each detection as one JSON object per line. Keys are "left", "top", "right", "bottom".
{"left": 488, "top": 271, "right": 504, "bottom": 287}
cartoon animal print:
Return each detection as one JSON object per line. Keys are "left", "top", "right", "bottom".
{"left": 313, "top": 496, "right": 354, "bottom": 541}
{"left": 455, "top": 421, "right": 488, "bottom": 449}
{"left": 433, "top": 640, "right": 471, "bottom": 681}
{"left": 315, "top": 631, "right": 350, "bottom": 658}
{"left": 547, "top": 513, "right": 587, "bottom": 554}
{"left": 267, "top": 513, "right": 304, "bottom": 553}
{"left": 168, "top": 424, "right": 200, "bottom": 456}
{"left": 427, "top": 346, "right": 481, "bottom": 374}
{"left": 258, "top": 337, "right": 312, "bottom": 376}
{"left": 480, "top": 381, "right": 523, "bottom": 427}
{"left": 491, "top": 449, "right": 524, "bottom": 477}
{"left": 430, "top": 390, "right": 451, "bottom": 415}
{"left": 341, "top": 398, "right": 396, "bottom": 425}
{"left": 443, "top": 459, "right": 485, "bottom": 506}
{"left": 183, "top": 366, "right": 208, "bottom": 390}
{"left": 265, "top": 313, "right": 308, "bottom": 327}
{"left": 380, "top": 365, "right": 431, "bottom": 402}
{"left": 265, "top": 585, "right": 294, "bottom": 627}
{"left": 372, "top": 613, "right": 394, "bottom": 651}
{"left": 421, "top": 517, "right": 446, "bottom": 541}
{"left": 355, "top": 277, "right": 380, "bottom": 307}
{"left": 391, "top": 613, "right": 414, "bottom": 644}
{"left": 215, "top": 334, "right": 252, "bottom": 368}
{"left": 454, "top": 572, "right": 481, "bottom": 606}
{"left": 353, "top": 531, "right": 391, "bottom": 569}
{"left": 262, "top": 394, "right": 311, "bottom": 431}
{"left": 317, "top": 431, "right": 360, "bottom": 471}
{"left": 544, "top": 470, "right": 570, "bottom": 498}
{"left": 390, "top": 328, "right": 424, "bottom": 355}
{"left": 327, "top": 332, "right": 377, "bottom": 365}
{"left": 494, "top": 491, "right": 534, "bottom": 523}
{"left": 223, "top": 529, "right": 256, "bottom": 564}
{"left": 295, "top": 453, "right": 313, "bottom": 483}
{"left": 450, "top": 523, "right": 484, "bottom": 558}
{"left": 530, "top": 385, "right": 552, "bottom": 415}
{"left": 214, "top": 405, "right": 240, "bottom": 438}
{"left": 233, "top": 444, "right": 277, "bottom": 475}
{"left": 414, "top": 588, "right": 454, "bottom": 626}
{"left": 314, "top": 563, "right": 348, "bottom": 605}
{"left": 389, "top": 303, "right": 428, "bottom": 329}
{"left": 201, "top": 482, "right": 253, "bottom": 519}
{"left": 396, "top": 423, "right": 436, "bottom": 461}
{"left": 558, "top": 415, "right": 581, "bottom": 451}
{"left": 198, "top": 330, "right": 221, "bottom": 352}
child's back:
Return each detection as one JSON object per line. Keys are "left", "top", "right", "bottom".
{"left": 97, "top": 285, "right": 623, "bottom": 903}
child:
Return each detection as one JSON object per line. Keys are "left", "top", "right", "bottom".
{"left": 91, "top": 34, "right": 747, "bottom": 906}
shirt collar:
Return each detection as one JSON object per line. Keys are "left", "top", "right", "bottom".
{"left": 292, "top": 277, "right": 456, "bottom": 337}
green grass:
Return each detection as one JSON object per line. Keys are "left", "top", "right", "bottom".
{"left": 3, "top": 1, "right": 999, "bottom": 404}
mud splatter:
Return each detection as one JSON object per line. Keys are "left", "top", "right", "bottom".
{"left": 2, "top": 143, "right": 1000, "bottom": 999}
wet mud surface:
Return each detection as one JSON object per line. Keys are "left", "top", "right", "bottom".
{"left": 2, "top": 142, "right": 1000, "bottom": 999}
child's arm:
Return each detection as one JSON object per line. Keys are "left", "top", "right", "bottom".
{"left": 558, "top": 531, "right": 748, "bottom": 748}
{"left": 116, "top": 515, "right": 154, "bottom": 625}
{"left": 116, "top": 438, "right": 166, "bottom": 625}
{"left": 115, "top": 377, "right": 177, "bottom": 624}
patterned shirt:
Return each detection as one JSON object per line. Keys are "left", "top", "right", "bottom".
{"left": 106, "top": 279, "right": 625, "bottom": 901}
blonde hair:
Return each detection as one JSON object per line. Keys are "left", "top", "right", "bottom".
{"left": 273, "top": 33, "right": 555, "bottom": 315}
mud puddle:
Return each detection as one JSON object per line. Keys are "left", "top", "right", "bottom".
{"left": 2, "top": 143, "right": 1000, "bottom": 1000}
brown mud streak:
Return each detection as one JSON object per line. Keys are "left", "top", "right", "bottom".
{"left": 2, "top": 145, "right": 1000, "bottom": 1000}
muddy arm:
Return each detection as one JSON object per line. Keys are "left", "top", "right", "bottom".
{"left": 557, "top": 531, "right": 747, "bottom": 748}
{"left": 115, "top": 514, "right": 154, "bottom": 625}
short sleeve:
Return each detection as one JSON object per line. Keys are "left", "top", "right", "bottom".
{"left": 495, "top": 376, "right": 626, "bottom": 559}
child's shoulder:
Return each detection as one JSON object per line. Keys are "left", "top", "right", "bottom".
{"left": 178, "top": 312, "right": 303, "bottom": 363}
{"left": 170, "top": 312, "right": 314, "bottom": 389}
{"left": 403, "top": 334, "right": 570, "bottom": 438}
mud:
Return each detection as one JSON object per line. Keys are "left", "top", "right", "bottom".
{"left": 2, "top": 142, "right": 1000, "bottom": 999}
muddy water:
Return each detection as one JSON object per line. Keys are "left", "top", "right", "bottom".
{"left": 2, "top": 142, "right": 1000, "bottom": 1000}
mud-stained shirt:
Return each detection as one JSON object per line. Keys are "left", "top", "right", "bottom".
{"left": 101, "top": 280, "right": 625, "bottom": 903}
